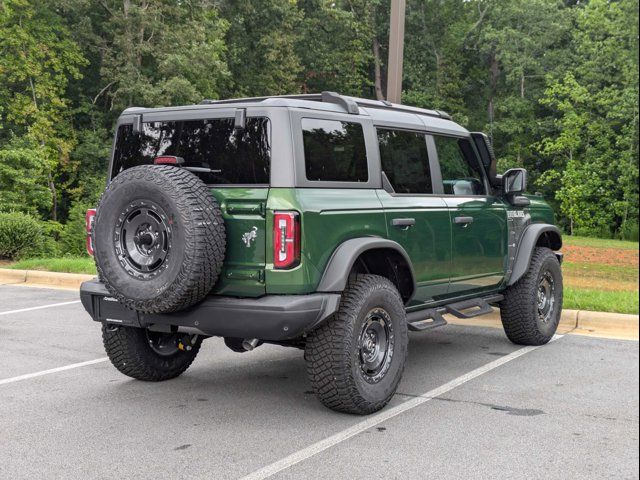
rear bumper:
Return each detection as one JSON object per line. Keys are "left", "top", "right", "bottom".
{"left": 80, "top": 280, "right": 341, "bottom": 341}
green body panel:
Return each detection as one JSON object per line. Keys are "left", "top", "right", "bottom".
{"left": 375, "top": 191, "right": 451, "bottom": 305}
{"left": 526, "top": 195, "right": 556, "bottom": 225}
{"left": 207, "top": 188, "right": 556, "bottom": 301}
{"left": 445, "top": 196, "right": 508, "bottom": 295}
{"left": 264, "top": 188, "right": 387, "bottom": 295}
{"left": 209, "top": 187, "right": 268, "bottom": 297}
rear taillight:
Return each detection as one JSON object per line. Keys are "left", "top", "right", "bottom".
{"left": 85, "top": 208, "right": 96, "bottom": 256}
{"left": 273, "top": 211, "right": 301, "bottom": 269}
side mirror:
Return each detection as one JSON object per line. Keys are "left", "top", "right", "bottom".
{"left": 503, "top": 168, "right": 527, "bottom": 195}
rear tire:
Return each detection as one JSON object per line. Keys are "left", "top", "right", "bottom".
{"left": 500, "top": 247, "right": 563, "bottom": 345}
{"left": 305, "top": 274, "right": 408, "bottom": 414}
{"left": 102, "top": 325, "right": 202, "bottom": 381}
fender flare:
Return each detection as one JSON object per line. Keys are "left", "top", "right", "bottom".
{"left": 508, "top": 224, "right": 562, "bottom": 286}
{"left": 316, "top": 238, "right": 416, "bottom": 298}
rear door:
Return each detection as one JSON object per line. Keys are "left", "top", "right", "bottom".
{"left": 375, "top": 124, "right": 451, "bottom": 305}
{"left": 111, "top": 110, "right": 271, "bottom": 297}
{"left": 431, "top": 134, "right": 508, "bottom": 296}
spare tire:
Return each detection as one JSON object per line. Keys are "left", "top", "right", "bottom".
{"left": 92, "top": 165, "right": 226, "bottom": 313}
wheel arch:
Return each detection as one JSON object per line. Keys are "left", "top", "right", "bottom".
{"left": 508, "top": 224, "right": 562, "bottom": 286}
{"left": 316, "top": 238, "right": 416, "bottom": 303}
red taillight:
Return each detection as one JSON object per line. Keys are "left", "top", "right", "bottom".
{"left": 85, "top": 209, "right": 96, "bottom": 256}
{"left": 154, "top": 155, "right": 184, "bottom": 165}
{"left": 273, "top": 211, "right": 301, "bottom": 269}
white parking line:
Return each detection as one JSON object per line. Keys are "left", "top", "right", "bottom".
{"left": 0, "top": 300, "right": 81, "bottom": 316}
{"left": 240, "top": 335, "right": 563, "bottom": 480}
{"left": 0, "top": 357, "right": 109, "bottom": 386}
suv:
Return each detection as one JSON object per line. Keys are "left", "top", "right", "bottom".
{"left": 80, "top": 92, "right": 563, "bottom": 415}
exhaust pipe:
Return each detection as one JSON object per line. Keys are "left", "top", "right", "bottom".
{"left": 242, "top": 338, "right": 260, "bottom": 351}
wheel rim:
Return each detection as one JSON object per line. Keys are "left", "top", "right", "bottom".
{"left": 537, "top": 270, "right": 556, "bottom": 323}
{"left": 358, "top": 308, "right": 395, "bottom": 384}
{"left": 114, "top": 200, "right": 172, "bottom": 279}
{"left": 145, "top": 330, "right": 198, "bottom": 356}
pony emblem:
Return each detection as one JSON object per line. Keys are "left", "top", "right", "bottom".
{"left": 242, "top": 226, "right": 258, "bottom": 247}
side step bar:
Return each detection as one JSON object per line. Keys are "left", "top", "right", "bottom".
{"left": 446, "top": 294, "right": 503, "bottom": 319}
{"left": 406, "top": 294, "right": 504, "bottom": 332}
{"left": 406, "top": 308, "right": 447, "bottom": 332}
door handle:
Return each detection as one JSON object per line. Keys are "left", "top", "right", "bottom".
{"left": 454, "top": 216, "right": 474, "bottom": 226}
{"left": 392, "top": 218, "right": 416, "bottom": 229}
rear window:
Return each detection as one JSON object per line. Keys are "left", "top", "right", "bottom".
{"left": 112, "top": 117, "right": 270, "bottom": 184}
{"left": 377, "top": 128, "right": 432, "bottom": 194}
{"left": 302, "top": 118, "right": 368, "bottom": 182}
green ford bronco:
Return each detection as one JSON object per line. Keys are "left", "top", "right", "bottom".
{"left": 81, "top": 92, "right": 563, "bottom": 414}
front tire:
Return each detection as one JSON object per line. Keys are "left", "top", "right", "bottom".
{"left": 102, "top": 325, "right": 202, "bottom": 381}
{"left": 305, "top": 274, "right": 408, "bottom": 414}
{"left": 500, "top": 247, "right": 563, "bottom": 345}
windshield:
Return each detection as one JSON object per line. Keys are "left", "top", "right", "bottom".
{"left": 111, "top": 117, "right": 270, "bottom": 185}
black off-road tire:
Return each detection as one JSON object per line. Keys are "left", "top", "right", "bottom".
{"left": 93, "top": 165, "right": 226, "bottom": 313}
{"left": 102, "top": 325, "right": 202, "bottom": 381}
{"left": 500, "top": 247, "right": 563, "bottom": 345}
{"left": 305, "top": 274, "right": 408, "bottom": 415}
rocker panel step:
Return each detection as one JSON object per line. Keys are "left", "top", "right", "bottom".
{"left": 446, "top": 295, "right": 503, "bottom": 319}
{"left": 406, "top": 308, "right": 448, "bottom": 332}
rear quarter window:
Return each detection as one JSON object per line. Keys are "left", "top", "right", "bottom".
{"left": 302, "top": 118, "right": 368, "bottom": 182}
{"left": 112, "top": 117, "right": 270, "bottom": 185}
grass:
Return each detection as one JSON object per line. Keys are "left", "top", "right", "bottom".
{"left": 562, "top": 235, "right": 638, "bottom": 314}
{"left": 563, "top": 235, "right": 639, "bottom": 250}
{"left": 564, "top": 287, "right": 639, "bottom": 315}
{"left": 2, "top": 234, "right": 638, "bottom": 315}
{"left": 9, "top": 256, "right": 96, "bottom": 275}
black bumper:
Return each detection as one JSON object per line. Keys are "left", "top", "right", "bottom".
{"left": 80, "top": 280, "right": 341, "bottom": 341}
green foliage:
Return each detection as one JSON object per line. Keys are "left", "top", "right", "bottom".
{"left": 0, "top": 212, "right": 47, "bottom": 259}
{"left": 0, "top": 140, "right": 52, "bottom": 214}
{"left": 0, "top": 0, "right": 87, "bottom": 221}
{"left": 564, "top": 287, "right": 639, "bottom": 315}
{"left": 619, "top": 222, "right": 639, "bottom": 242}
{"left": 10, "top": 256, "right": 96, "bottom": 274}
{"left": 0, "top": 0, "right": 638, "bottom": 243}
{"left": 59, "top": 200, "right": 92, "bottom": 256}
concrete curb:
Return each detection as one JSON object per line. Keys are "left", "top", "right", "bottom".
{"left": 447, "top": 308, "right": 639, "bottom": 341}
{"left": 1, "top": 267, "right": 638, "bottom": 340}
{"left": 0, "top": 268, "right": 94, "bottom": 290}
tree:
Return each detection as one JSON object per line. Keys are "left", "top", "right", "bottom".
{"left": 538, "top": 0, "right": 639, "bottom": 236}
{"left": 222, "top": 0, "right": 302, "bottom": 96}
{"left": 0, "top": 0, "right": 87, "bottom": 220}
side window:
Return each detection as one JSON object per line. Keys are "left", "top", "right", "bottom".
{"left": 302, "top": 118, "right": 368, "bottom": 182}
{"left": 434, "top": 135, "right": 487, "bottom": 196}
{"left": 377, "top": 129, "right": 432, "bottom": 194}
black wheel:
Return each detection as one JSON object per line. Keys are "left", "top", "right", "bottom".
{"left": 102, "top": 324, "right": 202, "bottom": 381}
{"left": 92, "top": 165, "right": 226, "bottom": 313}
{"left": 305, "top": 274, "right": 408, "bottom": 414}
{"left": 500, "top": 247, "right": 563, "bottom": 345}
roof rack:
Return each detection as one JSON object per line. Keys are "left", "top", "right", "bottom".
{"left": 200, "top": 91, "right": 451, "bottom": 120}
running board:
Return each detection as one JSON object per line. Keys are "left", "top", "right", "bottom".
{"left": 406, "top": 308, "right": 448, "bottom": 332}
{"left": 406, "top": 294, "right": 504, "bottom": 331}
{"left": 445, "top": 294, "right": 504, "bottom": 319}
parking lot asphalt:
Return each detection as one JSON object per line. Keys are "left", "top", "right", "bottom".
{"left": 0, "top": 284, "right": 638, "bottom": 480}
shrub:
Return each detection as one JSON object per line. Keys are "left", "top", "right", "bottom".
{"left": 0, "top": 212, "right": 47, "bottom": 259}
{"left": 619, "top": 221, "right": 639, "bottom": 242}
{"left": 59, "top": 200, "right": 92, "bottom": 256}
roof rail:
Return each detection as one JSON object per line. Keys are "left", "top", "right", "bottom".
{"left": 200, "top": 92, "right": 451, "bottom": 120}
{"left": 200, "top": 93, "right": 323, "bottom": 105}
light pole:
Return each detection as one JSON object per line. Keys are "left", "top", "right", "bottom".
{"left": 386, "top": 0, "right": 406, "bottom": 104}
